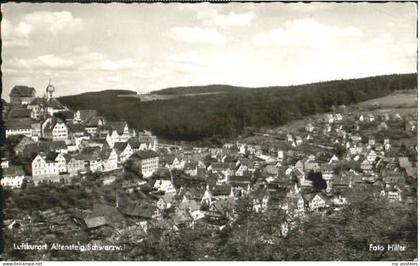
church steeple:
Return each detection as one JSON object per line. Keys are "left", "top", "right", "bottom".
{"left": 46, "top": 79, "right": 55, "bottom": 100}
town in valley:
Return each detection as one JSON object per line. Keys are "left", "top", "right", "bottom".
{"left": 1, "top": 80, "right": 417, "bottom": 260}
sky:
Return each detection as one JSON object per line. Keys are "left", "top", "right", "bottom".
{"left": 1, "top": 2, "right": 417, "bottom": 100}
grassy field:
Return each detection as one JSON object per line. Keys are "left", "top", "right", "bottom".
{"left": 358, "top": 91, "right": 417, "bottom": 109}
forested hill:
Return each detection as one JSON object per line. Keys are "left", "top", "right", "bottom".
{"left": 59, "top": 73, "right": 417, "bottom": 142}
{"left": 151, "top": 84, "right": 250, "bottom": 95}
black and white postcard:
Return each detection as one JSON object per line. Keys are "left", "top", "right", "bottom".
{"left": 0, "top": 1, "right": 417, "bottom": 263}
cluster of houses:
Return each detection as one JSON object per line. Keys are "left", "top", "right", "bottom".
{"left": 2, "top": 83, "right": 159, "bottom": 187}
{"left": 2, "top": 84, "right": 417, "bottom": 247}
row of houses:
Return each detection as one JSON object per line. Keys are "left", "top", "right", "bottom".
{"left": 3, "top": 83, "right": 160, "bottom": 188}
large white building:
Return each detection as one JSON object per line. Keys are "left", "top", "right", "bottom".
{"left": 129, "top": 150, "right": 159, "bottom": 178}
{"left": 32, "top": 153, "right": 66, "bottom": 177}
{"left": 5, "top": 118, "right": 33, "bottom": 138}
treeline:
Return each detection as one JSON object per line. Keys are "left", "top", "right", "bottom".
{"left": 59, "top": 73, "right": 417, "bottom": 142}
{"left": 151, "top": 84, "right": 248, "bottom": 95}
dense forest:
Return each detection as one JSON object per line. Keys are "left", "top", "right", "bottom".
{"left": 59, "top": 73, "right": 417, "bottom": 142}
{"left": 151, "top": 84, "right": 249, "bottom": 95}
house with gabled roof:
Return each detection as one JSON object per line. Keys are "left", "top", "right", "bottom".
{"left": 10, "top": 85, "right": 36, "bottom": 105}
{"left": 100, "top": 148, "right": 119, "bottom": 172}
{"left": 286, "top": 193, "right": 306, "bottom": 216}
{"left": 137, "top": 130, "right": 158, "bottom": 151}
{"left": 41, "top": 117, "right": 69, "bottom": 142}
{"left": 168, "top": 156, "right": 186, "bottom": 170}
{"left": 360, "top": 158, "right": 373, "bottom": 172}
{"left": 305, "top": 193, "right": 330, "bottom": 211}
{"left": 329, "top": 155, "right": 339, "bottom": 165}
{"left": 208, "top": 162, "right": 235, "bottom": 183}
{"left": 32, "top": 152, "right": 67, "bottom": 178}
{"left": 64, "top": 154, "right": 86, "bottom": 176}
{"left": 84, "top": 116, "right": 106, "bottom": 135}
{"left": 79, "top": 147, "right": 104, "bottom": 173}
{"left": 1, "top": 166, "right": 26, "bottom": 188}
{"left": 201, "top": 184, "right": 233, "bottom": 206}
{"left": 106, "top": 121, "right": 130, "bottom": 143}
{"left": 154, "top": 179, "right": 176, "bottom": 194}
{"left": 113, "top": 142, "right": 133, "bottom": 163}
{"left": 228, "top": 175, "right": 251, "bottom": 197}
{"left": 27, "top": 97, "right": 48, "bottom": 120}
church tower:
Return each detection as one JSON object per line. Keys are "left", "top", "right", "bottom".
{"left": 46, "top": 80, "right": 55, "bottom": 100}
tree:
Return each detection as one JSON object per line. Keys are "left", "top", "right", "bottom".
{"left": 306, "top": 171, "right": 327, "bottom": 191}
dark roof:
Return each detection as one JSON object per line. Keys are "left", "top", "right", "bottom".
{"left": 160, "top": 154, "right": 176, "bottom": 165}
{"left": 130, "top": 150, "right": 159, "bottom": 160}
{"left": 10, "top": 134, "right": 31, "bottom": 148}
{"left": 3, "top": 165, "right": 25, "bottom": 177}
{"left": 46, "top": 98, "right": 66, "bottom": 110}
{"left": 87, "top": 204, "right": 124, "bottom": 227}
{"left": 99, "top": 148, "right": 113, "bottom": 159}
{"left": 8, "top": 107, "right": 31, "bottom": 118}
{"left": 320, "top": 163, "right": 334, "bottom": 171}
{"left": 263, "top": 164, "right": 278, "bottom": 175}
{"left": 228, "top": 175, "right": 251, "bottom": 184}
{"left": 128, "top": 138, "right": 141, "bottom": 149}
{"left": 113, "top": 142, "right": 129, "bottom": 153}
{"left": 10, "top": 85, "right": 36, "bottom": 97}
{"left": 63, "top": 153, "right": 78, "bottom": 163}
{"left": 54, "top": 110, "right": 74, "bottom": 120}
{"left": 184, "top": 161, "right": 198, "bottom": 170}
{"left": 22, "top": 142, "right": 48, "bottom": 159}
{"left": 107, "top": 121, "right": 127, "bottom": 135}
{"left": 79, "top": 147, "right": 102, "bottom": 161}
{"left": 92, "top": 138, "right": 109, "bottom": 147}
{"left": 211, "top": 184, "right": 231, "bottom": 196}
{"left": 178, "top": 199, "right": 200, "bottom": 212}
{"left": 67, "top": 123, "right": 85, "bottom": 133}
{"left": 211, "top": 198, "right": 236, "bottom": 214}
{"left": 85, "top": 116, "right": 103, "bottom": 127}
{"left": 50, "top": 141, "right": 67, "bottom": 150}
{"left": 29, "top": 97, "right": 47, "bottom": 106}
{"left": 332, "top": 174, "right": 351, "bottom": 186}
{"left": 5, "top": 118, "right": 34, "bottom": 129}
{"left": 77, "top": 110, "right": 97, "bottom": 120}
{"left": 121, "top": 202, "right": 157, "bottom": 219}
{"left": 22, "top": 141, "right": 64, "bottom": 160}
{"left": 43, "top": 117, "right": 66, "bottom": 133}
{"left": 210, "top": 162, "right": 236, "bottom": 171}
